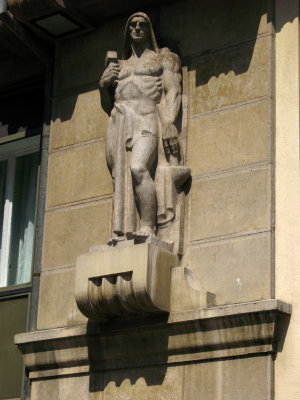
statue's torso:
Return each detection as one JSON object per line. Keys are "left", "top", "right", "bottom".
{"left": 115, "top": 51, "right": 163, "bottom": 114}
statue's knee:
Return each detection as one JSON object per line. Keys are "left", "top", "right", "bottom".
{"left": 131, "top": 164, "right": 146, "bottom": 184}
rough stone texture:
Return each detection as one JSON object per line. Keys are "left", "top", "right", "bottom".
{"left": 160, "top": 0, "right": 271, "bottom": 57}
{"left": 190, "top": 167, "right": 271, "bottom": 241}
{"left": 17, "top": 300, "right": 289, "bottom": 399}
{"left": 31, "top": 374, "right": 91, "bottom": 400}
{"left": 188, "top": 233, "right": 272, "bottom": 305}
{"left": 181, "top": 355, "right": 271, "bottom": 400}
{"left": 37, "top": 268, "right": 81, "bottom": 330}
{"left": 42, "top": 200, "right": 112, "bottom": 269}
{"left": 98, "top": 365, "right": 183, "bottom": 400}
{"left": 99, "top": 13, "right": 190, "bottom": 246}
{"left": 53, "top": 21, "right": 124, "bottom": 96}
{"left": 51, "top": 90, "right": 108, "bottom": 150}
{"left": 25, "top": 356, "right": 273, "bottom": 400}
{"left": 17, "top": 299, "right": 290, "bottom": 375}
{"left": 189, "top": 35, "right": 271, "bottom": 115}
{"left": 188, "top": 101, "right": 270, "bottom": 176}
{"left": 47, "top": 141, "right": 112, "bottom": 208}
{"left": 75, "top": 241, "right": 177, "bottom": 321}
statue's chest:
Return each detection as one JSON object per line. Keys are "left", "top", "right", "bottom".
{"left": 119, "top": 58, "right": 162, "bottom": 79}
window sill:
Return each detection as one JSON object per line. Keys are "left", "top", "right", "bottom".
{"left": 0, "top": 282, "right": 31, "bottom": 298}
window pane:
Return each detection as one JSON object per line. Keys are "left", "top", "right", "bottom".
{"left": 0, "top": 295, "right": 29, "bottom": 399}
{"left": 0, "top": 160, "right": 7, "bottom": 272}
{"left": 7, "top": 152, "right": 39, "bottom": 286}
{"left": 0, "top": 160, "right": 7, "bottom": 266}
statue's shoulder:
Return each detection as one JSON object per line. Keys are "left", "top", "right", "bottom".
{"left": 159, "top": 48, "right": 181, "bottom": 72}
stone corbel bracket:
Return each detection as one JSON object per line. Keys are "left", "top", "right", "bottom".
{"left": 15, "top": 300, "right": 292, "bottom": 380}
{"left": 75, "top": 241, "right": 178, "bottom": 321}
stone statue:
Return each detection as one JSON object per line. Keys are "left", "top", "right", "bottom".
{"left": 99, "top": 12, "right": 190, "bottom": 249}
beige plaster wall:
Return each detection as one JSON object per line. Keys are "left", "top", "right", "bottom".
{"left": 30, "top": 1, "right": 281, "bottom": 399}
{"left": 37, "top": 0, "right": 274, "bottom": 329}
{"left": 274, "top": 1, "right": 300, "bottom": 398}
{"left": 31, "top": 355, "right": 272, "bottom": 400}
{"left": 181, "top": 0, "right": 274, "bottom": 305}
{"left": 37, "top": 20, "right": 124, "bottom": 328}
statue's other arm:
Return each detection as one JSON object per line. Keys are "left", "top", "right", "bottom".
{"left": 99, "top": 62, "right": 120, "bottom": 115}
{"left": 161, "top": 50, "right": 182, "bottom": 155}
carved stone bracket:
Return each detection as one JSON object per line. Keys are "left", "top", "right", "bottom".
{"left": 75, "top": 240, "right": 177, "bottom": 321}
{"left": 75, "top": 239, "right": 215, "bottom": 322}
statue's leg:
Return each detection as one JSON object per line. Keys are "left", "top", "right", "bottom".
{"left": 106, "top": 113, "right": 125, "bottom": 244}
{"left": 130, "top": 134, "right": 157, "bottom": 239}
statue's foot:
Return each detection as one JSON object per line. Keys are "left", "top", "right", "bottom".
{"left": 108, "top": 235, "right": 125, "bottom": 245}
{"left": 133, "top": 226, "right": 156, "bottom": 242}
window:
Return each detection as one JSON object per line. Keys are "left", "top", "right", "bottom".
{"left": 0, "top": 135, "right": 40, "bottom": 288}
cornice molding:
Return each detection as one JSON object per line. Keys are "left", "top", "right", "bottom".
{"left": 15, "top": 299, "right": 291, "bottom": 379}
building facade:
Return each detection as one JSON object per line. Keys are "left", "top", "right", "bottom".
{"left": 0, "top": 0, "right": 299, "bottom": 399}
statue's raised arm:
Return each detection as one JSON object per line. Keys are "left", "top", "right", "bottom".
{"left": 99, "top": 52, "right": 120, "bottom": 115}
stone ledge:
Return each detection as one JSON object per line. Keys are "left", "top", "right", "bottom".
{"left": 15, "top": 299, "right": 291, "bottom": 379}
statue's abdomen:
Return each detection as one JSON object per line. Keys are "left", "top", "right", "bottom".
{"left": 115, "top": 66, "right": 163, "bottom": 110}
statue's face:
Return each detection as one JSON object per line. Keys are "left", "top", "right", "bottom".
{"left": 129, "top": 16, "right": 149, "bottom": 44}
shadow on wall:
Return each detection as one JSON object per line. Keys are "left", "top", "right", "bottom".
{"left": 160, "top": 0, "right": 265, "bottom": 83}
{"left": 86, "top": 317, "right": 168, "bottom": 393}
{"left": 85, "top": 307, "right": 290, "bottom": 393}
{"left": 51, "top": 0, "right": 299, "bottom": 126}
{"left": 89, "top": 366, "right": 168, "bottom": 393}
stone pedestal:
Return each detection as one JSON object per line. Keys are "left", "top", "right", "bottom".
{"left": 75, "top": 240, "right": 215, "bottom": 322}
{"left": 75, "top": 240, "right": 177, "bottom": 321}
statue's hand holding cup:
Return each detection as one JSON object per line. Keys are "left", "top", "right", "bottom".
{"left": 163, "top": 123, "right": 180, "bottom": 157}
{"left": 99, "top": 62, "right": 120, "bottom": 89}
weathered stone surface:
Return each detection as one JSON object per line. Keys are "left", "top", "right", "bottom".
{"left": 43, "top": 200, "right": 112, "bottom": 269}
{"left": 170, "top": 266, "right": 216, "bottom": 312}
{"left": 22, "top": 356, "right": 273, "bottom": 400}
{"left": 189, "top": 233, "right": 272, "bottom": 305}
{"left": 160, "top": 0, "right": 270, "bottom": 57}
{"left": 101, "top": 365, "right": 182, "bottom": 400}
{"left": 188, "top": 101, "right": 270, "bottom": 176}
{"left": 51, "top": 90, "right": 108, "bottom": 150}
{"left": 190, "top": 167, "right": 271, "bottom": 241}
{"left": 182, "top": 355, "right": 271, "bottom": 400}
{"left": 75, "top": 241, "right": 177, "bottom": 321}
{"left": 53, "top": 20, "right": 124, "bottom": 95}
{"left": 37, "top": 268, "right": 77, "bottom": 330}
{"left": 47, "top": 141, "right": 112, "bottom": 208}
{"left": 99, "top": 12, "right": 190, "bottom": 247}
{"left": 31, "top": 374, "right": 91, "bottom": 400}
{"left": 16, "top": 300, "right": 291, "bottom": 378}
{"left": 189, "top": 36, "right": 271, "bottom": 115}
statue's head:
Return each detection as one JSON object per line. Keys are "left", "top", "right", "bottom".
{"left": 123, "top": 12, "right": 159, "bottom": 59}
{"left": 129, "top": 15, "right": 150, "bottom": 44}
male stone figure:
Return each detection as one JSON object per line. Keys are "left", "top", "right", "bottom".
{"left": 99, "top": 12, "right": 182, "bottom": 242}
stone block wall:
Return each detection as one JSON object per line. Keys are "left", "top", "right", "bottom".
{"left": 38, "top": 0, "right": 274, "bottom": 330}
{"left": 181, "top": 0, "right": 273, "bottom": 307}
{"left": 31, "top": 1, "right": 280, "bottom": 398}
